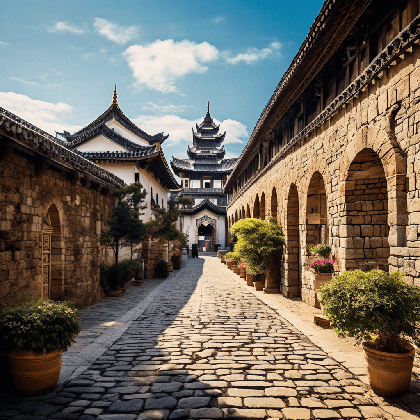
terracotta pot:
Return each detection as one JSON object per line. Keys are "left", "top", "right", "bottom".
{"left": 239, "top": 268, "right": 246, "bottom": 278}
{"left": 246, "top": 273, "right": 255, "bottom": 286}
{"left": 233, "top": 267, "right": 240, "bottom": 275}
{"left": 167, "top": 262, "right": 173, "bottom": 272}
{"left": 172, "top": 256, "right": 181, "bottom": 270}
{"left": 226, "top": 260, "right": 234, "bottom": 269}
{"left": 312, "top": 272, "right": 334, "bottom": 291}
{"left": 7, "top": 349, "right": 62, "bottom": 395}
{"left": 254, "top": 281, "right": 264, "bottom": 291}
{"left": 362, "top": 341, "right": 415, "bottom": 396}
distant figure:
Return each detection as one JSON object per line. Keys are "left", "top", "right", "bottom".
{"left": 186, "top": 244, "right": 190, "bottom": 259}
{"left": 191, "top": 244, "right": 198, "bottom": 258}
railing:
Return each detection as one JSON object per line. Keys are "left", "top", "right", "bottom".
{"left": 182, "top": 188, "right": 224, "bottom": 193}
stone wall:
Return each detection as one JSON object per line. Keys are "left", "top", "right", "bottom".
{"left": 0, "top": 145, "right": 116, "bottom": 308}
{"left": 227, "top": 39, "right": 420, "bottom": 297}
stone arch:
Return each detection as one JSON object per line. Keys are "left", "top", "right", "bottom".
{"left": 285, "top": 184, "right": 300, "bottom": 297}
{"left": 342, "top": 148, "right": 390, "bottom": 271}
{"left": 271, "top": 187, "right": 278, "bottom": 220}
{"left": 46, "top": 203, "right": 64, "bottom": 301}
{"left": 253, "top": 194, "right": 260, "bottom": 218}
{"left": 340, "top": 125, "right": 407, "bottom": 269}
{"left": 246, "top": 203, "right": 251, "bottom": 218}
{"left": 260, "top": 192, "right": 266, "bottom": 220}
{"left": 305, "top": 172, "right": 328, "bottom": 246}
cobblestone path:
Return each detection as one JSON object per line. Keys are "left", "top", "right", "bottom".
{"left": 0, "top": 256, "right": 418, "bottom": 419}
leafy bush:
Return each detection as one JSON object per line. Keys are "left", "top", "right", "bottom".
{"left": 225, "top": 251, "right": 241, "bottom": 262}
{"left": 310, "top": 259, "right": 335, "bottom": 273}
{"left": 0, "top": 296, "right": 81, "bottom": 355}
{"left": 307, "top": 243, "right": 331, "bottom": 257}
{"left": 127, "top": 259, "right": 143, "bottom": 271}
{"left": 101, "top": 261, "right": 134, "bottom": 291}
{"left": 319, "top": 269, "right": 420, "bottom": 353}
{"left": 155, "top": 260, "right": 169, "bottom": 278}
{"left": 232, "top": 217, "right": 284, "bottom": 274}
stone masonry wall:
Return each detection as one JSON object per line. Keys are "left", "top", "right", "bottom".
{"left": 0, "top": 146, "right": 115, "bottom": 308}
{"left": 227, "top": 42, "right": 420, "bottom": 297}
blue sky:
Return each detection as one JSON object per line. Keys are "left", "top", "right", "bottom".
{"left": 0, "top": 0, "right": 324, "bottom": 163}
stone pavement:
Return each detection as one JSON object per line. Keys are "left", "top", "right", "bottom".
{"left": 0, "top": 255, "right": 420, "bottom": 419}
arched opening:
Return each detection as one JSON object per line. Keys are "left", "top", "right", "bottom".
{"left": 47, "top": 204, "right": 64, "bottom": 300}
{"left": 344, "top": 148, "right": 389, "bottom": 271}
{"left": 271, "top": 187, "right": 278, "bottom": 219}
{"left": 246, "top": 204, "right": 251, "bottom": 218}
{"left": 260, "top": 192, "right": 266, "bottom": 220}
{"left": 253, "top": 195, "right": 260, "bottom": 218}
{"left": 286, "top": 185, "right": 300, "bottom": 297}
{"left": 235, "top": 210, "right": 238, "bottom": 224}
{"left": 306, "top": 172, "right": 328, "bottom": 246}
{"left": 198, "top": 223, "right": 214, "bottom": 252}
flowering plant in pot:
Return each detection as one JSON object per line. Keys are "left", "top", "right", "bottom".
{"left": 0, "top": 293, "right": 81, "bottom": 395}
{"left": 225, "top": 251, "right": 240, "bottom": 270}
{"left": 319, "top": 269, "right": 420, "bottom": 396}
{"left": 310, "top": 259, "right": 335, "bottom": 273}
{"left": 307, "top": 243, "right": 331, "bottom": 257}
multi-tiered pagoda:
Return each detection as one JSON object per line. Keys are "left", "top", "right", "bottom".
{"left": 171, "top": 102, "right": 237, "bottom": 251}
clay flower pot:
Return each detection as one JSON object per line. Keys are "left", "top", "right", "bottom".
{"left": 254, "top": 281, "right": 264, "bottom": 291}
{"left": 7, "top": 349, "right": 62, "bottom": 396}
{"left": 246, "top": 273, "right": 255, "bottom": 286}
{"left": 239, "top": 267, "right": 246, "bottom": 278}
{"left": 226, "top": 260, "right": 234, "bottom": 269}
{"left": 362, "top": 341, "right": 415, "bottom": 396}
{"left": 233, "top": 266, "right": 240, "bottom": 275}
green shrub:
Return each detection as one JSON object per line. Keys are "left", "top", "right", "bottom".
{"left": 0, "top": 296, "right": 81, "bottom": 355}
{"left": 103, "top": 261, "right": 134, "bottom": 291}
{"left": 225, "top": 251, "right": 241, "bottom": 262}
{"left": 155, "top": 260, "right": 169, "bottom": 278}
{"left": 307, "top": 243, "right": 331, "bottom": 257}
{"left": 127, "top": 259, "right": 143, "bottom": 271}
{"left": 319, "top": 269, "right": 420, "bottom": 353}
{"left": 232, "top": 217, "right": 284, "bottom": 274}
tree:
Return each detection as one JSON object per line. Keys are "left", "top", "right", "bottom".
{"left": 232, "top": 217, "right": 284, "bottom": 274}
{"left": 100, "top": 183, "right": 147, "bottom": 264}
{"left": 146, "top": 195, "right": 191, "bottom": 260}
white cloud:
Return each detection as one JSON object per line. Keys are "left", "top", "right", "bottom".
{"left": 213, "top": 16, "right": 226, "bottom": 24}
{"left": 0, "top": 92, "right": 82, "bottom": 136}
{"left": 141, "top": 101, "right": 188, "bottom": 113}
{"left": 223, "top": 42, "right": 281, "bottom": 65}
{"left": 48, "top": 21, "right": 84, "bottom": 35}
{"left": 124, "top": 39, "right": 219, "bottom": 93}
{"left": 94, "top": 18, "right": 139, "bottom": 44}
{"left": 10, "top": 77, "right": 40, "bottom": 86}
{"left": 133, "top": 114, "right": 247, "bottom": 146}
{"left": 0, "top": 41, "right": 9, "bottom": 46}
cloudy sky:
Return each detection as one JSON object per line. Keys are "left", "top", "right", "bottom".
{"left": 0, "top": 0, "right": 323, "bottom": 164}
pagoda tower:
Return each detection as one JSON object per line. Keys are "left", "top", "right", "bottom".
{"left": 171, "top": 102, "right": 237, "bottom": 251}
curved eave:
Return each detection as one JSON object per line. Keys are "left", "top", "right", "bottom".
{"left": 181, "top": 199, "right": 226, "bottom": 216}
{"left": 65, "top": 104, "right": 168, "bottom": 145}
{"left": 67, "top": 124, "right": 155, "bottom": 152}
{"left": 225, "top": 0, "right": 372, "bottom": 189}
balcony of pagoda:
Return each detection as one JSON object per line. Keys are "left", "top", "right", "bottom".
{"left": 182, "top": 187, "right": 224, "bottom": 194}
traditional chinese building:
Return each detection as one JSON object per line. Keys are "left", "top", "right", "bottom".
{"left": 171, "top": 102, "right": 237, "bottom": 250}
{"left": 60, "top": 86, "right": 180, "bottom": 223}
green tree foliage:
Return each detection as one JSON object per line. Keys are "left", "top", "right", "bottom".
{"left": 319, "top": 269, "right": 420, "bottom": 353}
{"left": 231, "top": 217, "right": 284, "bottom": 274}
{"left": 146, "top": 196, "right": 191, "bottom": 245}
{"left": 100, "top": 183, "right": 147, "bottom": 264}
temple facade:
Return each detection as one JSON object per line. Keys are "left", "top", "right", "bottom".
{"left": 171, "top": 103, "right": 237, "bottom": 250}
{"left": 225, "top": 0, "right": 420, "bottom": 302}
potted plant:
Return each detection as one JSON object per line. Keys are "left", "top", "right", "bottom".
{"left": 319, "top": 269, "right": 420, "bottom": 396}
{"left": 171, "top": 248, "right": 182, "bottom": 270}
{"left": 306, "top": 258, "right": 335, "bottom": 309}
{"left": 155, "top": 260, "right": 169, "bottom": 278}
{"left": 237, "top": 261, "right": 247, "bottom": 279}
{"left": 101, "top": 261, "right": 134, "bottom": 296}
{"left": 306, "top": 243, "right": 332, "bottom": 267}
{"left": 0, "top": 293, "right": 81, "bottom": 395}
{"left": 231, "top": 217, "right": 284, "bottom": 292}
{"left": 225, "top": 252, "right": 240, "bottom": 270}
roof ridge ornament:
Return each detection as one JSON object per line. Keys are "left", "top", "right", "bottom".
{"left": 112, "top": 84, "right": 119, "bottom": 108}
{"left": 207, "top": 100, "right": 210, "bottom": 116}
